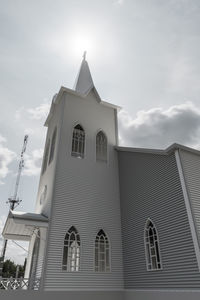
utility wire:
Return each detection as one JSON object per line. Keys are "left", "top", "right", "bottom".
{"left": 11, "top": 241, "right": 28, "bottom": 253}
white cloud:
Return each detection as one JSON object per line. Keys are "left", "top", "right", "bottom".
{"left": 113, "top": 0, "right": 124, "bottom": 5}
{"left": 15, "top": 102, "right": 50, "bottom": 121}
{"left": 23, "top": 149, "right": 43, "bottom": 176}
{"left": 15, "top": 107, "right": 25, "bottom": 121}
{"left": 119, "top": 102, "right": 200, "bottom": 149}
{"left": 0, "top": 135, "right": 16, "bottom": 184}
{"left": 27, "top": 102, "right": 50, "bottom": 120}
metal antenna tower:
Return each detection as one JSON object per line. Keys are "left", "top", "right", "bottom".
{"left": 0, "top": 135, "right": 28, "bottom": 276}
{"left": 7, "top": 135, "right": 28, "bottom": 210}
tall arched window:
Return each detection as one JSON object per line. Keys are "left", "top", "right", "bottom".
{"left": 144, "top": 219, "right": 162, "bottom": 271}
{"left": 96, "top": 131, "right": 107, "bottom": 162}
{"left": 62, "top": 226, "right": 80, "bottom": 271}
{"left": 95, "top": 229, "right": 110, "bottom": 272}
{"left": 49, "top": 127, "right": 57, "bottom": 164}
{"left": 29, "top": 230, "right": 40, "bottom": 289}
{"left": 42, "top": 139, "right": 50, "bottom": 174}
{"left": 71, "top": 124, "right": 85, "bottom": 158}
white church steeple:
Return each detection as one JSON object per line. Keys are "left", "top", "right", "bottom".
{"left": 74, "top": 51, "right": 95, "bottom": 95}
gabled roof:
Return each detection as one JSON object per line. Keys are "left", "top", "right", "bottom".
{"left": 2, "top": 210, "right": 48, "bottom": 241}
{"left": 116, "top": 143, "right": 200, "bottom": 156}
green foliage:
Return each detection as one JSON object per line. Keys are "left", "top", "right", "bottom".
{"left": 2, "top": 259, "right": 26, "bottom": 278}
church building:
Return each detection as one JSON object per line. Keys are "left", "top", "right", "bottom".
{"left": 2, "top": 55, "right": 200, "bottom": 299}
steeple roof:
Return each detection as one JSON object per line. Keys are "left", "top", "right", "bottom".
{"left": 74, "top": 52, "right": 95, "bottom": 95}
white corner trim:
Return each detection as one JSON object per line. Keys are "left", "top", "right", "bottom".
{"left": 175, "top": 150, "right": 200, "bottom": 271}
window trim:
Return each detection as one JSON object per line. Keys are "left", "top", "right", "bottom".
{"left": 42, "top": 138, "right": 50, "bottom": 174}
{"left": 48, "top": 127, "right": 57, "bottom": 165}
{"left": 62, "top": 226, "right": 81, "bottom": 272}
{"left": 144, "top": 218, "right": 162, "bottom": 272}
{"left": 95, "top": 129, "right": 108, "bottom": 163}
{"left": 71, "top": 123, "right": 86, "bottom": 159}
{"left": 94, "top": 229, "right": 111, "bottom": 272}
{"left": 39, "top": 185, "right": 47, "bottom": 205}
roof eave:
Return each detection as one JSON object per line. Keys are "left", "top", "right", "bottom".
{"left": 115, "top": 143, "right": 200, "bottom": 156}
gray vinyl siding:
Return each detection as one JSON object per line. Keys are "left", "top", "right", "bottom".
{"left": 43, "top": 91, "right": 124, "bottom": 290}
{"left": 179, "top": 150, "right": 200, "bottom": 249}
{"left": 118, "top": 150, "right": 200, "bottom": 289}
{"left": 36, "top": 228, "right": 46, "bottom": 279}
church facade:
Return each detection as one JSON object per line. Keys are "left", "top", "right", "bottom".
{"left": 2, "top": 57, "right": 200, "bottom": 299}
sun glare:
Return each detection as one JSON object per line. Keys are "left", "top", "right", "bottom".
{"left": 71, "top": 34, "right": 96, "bottom": 59}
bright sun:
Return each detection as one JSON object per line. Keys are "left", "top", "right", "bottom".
{"left": 70, "top": 34, "right": 96, "bottom": 59}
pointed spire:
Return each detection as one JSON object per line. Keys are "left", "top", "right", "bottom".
{"left": 74, "top": 52, "right": 94, "bottom": 95}
{"left": 83, "top": 51, "right": 87, "bottom": 60}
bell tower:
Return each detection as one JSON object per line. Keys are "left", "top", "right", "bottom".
{"left": 29, "top": 55, "right": 124, "bottom": 292}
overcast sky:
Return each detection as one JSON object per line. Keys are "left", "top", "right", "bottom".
{"left": 1, "top": 0, "right": 200, "bottom": 265}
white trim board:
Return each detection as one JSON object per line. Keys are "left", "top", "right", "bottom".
{"left": 175, "top": 150, "right": 200, "bottom": 271}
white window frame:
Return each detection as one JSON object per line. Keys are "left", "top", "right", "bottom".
{"left": 42, "top": 139, "right": 50, "bottom": 174}
{"left": 62, "top": 226, "right": 80, "bottom": 272}
{"left": 144, "top": 218, "right": 162, "bottom": 271}
{"left": 71, "top": 124, "right": 85, "bottom": 159}
{"left": 96, "top": 130, "right": 107, "bottom": 162}
{"left": 39, "top": 185, "right": 47, "bottom": 205}
{"left": 95, "top": 229, "right": 110, "bottom": 272}
{"left": 49, "top": 127, "right": 57, "bottom": 165}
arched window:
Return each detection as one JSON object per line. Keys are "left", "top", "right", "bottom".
{"left": 95, "top": 229, "right": 110, "bottom": 272}
{"left": 39, "top": 185, "right": 47, "bottom": 205}
{"left": 29, "top": 230, "right": 40, "bottom": 289}
{"left": 49, "top": 127, "right": 57, "bottom": 164}
{"left": 96, "top": 131, "right": 107, "bottom": 162}
{"left": 71, "top": 124, "right": 85, "bottom": 158}
{"left": 144, "top": 219, "right": 162, "bottom": 271}
{"left": 42, "top": 139, "right": 50, "bottom": 174}
{"left": 62, "top": 226, "right": 80, "bottom": 271}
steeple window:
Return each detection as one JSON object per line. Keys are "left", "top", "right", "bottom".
{"left": 96, "top": 131, "right": 107, "bottom": 162}
{"left": 42, "top": 139, "right": 50, "bottom": 174}
{"left": 71, "top": 124, "right": 85, "bottom": 158}
{"left": 49, "top": 127, "right": 57, "bottom": 164}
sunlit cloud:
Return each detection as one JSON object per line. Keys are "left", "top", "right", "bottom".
{"left": 119, "top": 102, "right": 200, "bottom": 149}
{"left": 114, "top": 0, "right": 125, "bottom": 5}
{"left": 15, "top": 102, "right": 50, "bottom": 121}
{"left": 27, "top": 102, "right": 50, "bottom": 120}
{"left": 23, "top": 149, "right": 43, "bottom": 176}
{"left": 14, "top": 102, "right": 49, "bottom": 140}
{"left": 0, "top": 135, "right": 16, "bottom": 184}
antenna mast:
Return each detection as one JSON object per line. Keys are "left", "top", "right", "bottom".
{"left": 0, "top": 135, "right": 28, "bottom": 276}
{"left": 7, "top": 135, "right": 28, "bottom": 210}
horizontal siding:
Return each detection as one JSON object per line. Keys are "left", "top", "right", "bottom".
{"left": 36, "top": 228, "right": 46, "bottom": 279}
{"left": 118, "top": 151, "right": 200, "bottom": 289}
{"left": 180, "top": 150, "right": 200, "bottom": 251}
{"left": 43, "top": 92, "right": 124, "bottom": 290}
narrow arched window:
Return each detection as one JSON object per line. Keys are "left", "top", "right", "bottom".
{"left": 42, "top": 139, "right": 50, "bottom": 174}
{"left": 29, "top": 230, "right": 40, "bottom": 289}
{"left": 144, "top": 219, "right": 162, "bottom": 271}
{"left": 95, "top": 229, "right": 110, "bottom": 272}
{"left": 96, "top": 131, "right": 107, "bottom": 162}
{"left": 71, "top": 124, "right": 85, "bottom": 158}
{"left": 49, "top": 127, "right": 57, "bottom": 164}
{"left": 62, "top": 226, "right": 80, "bottom": 271}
